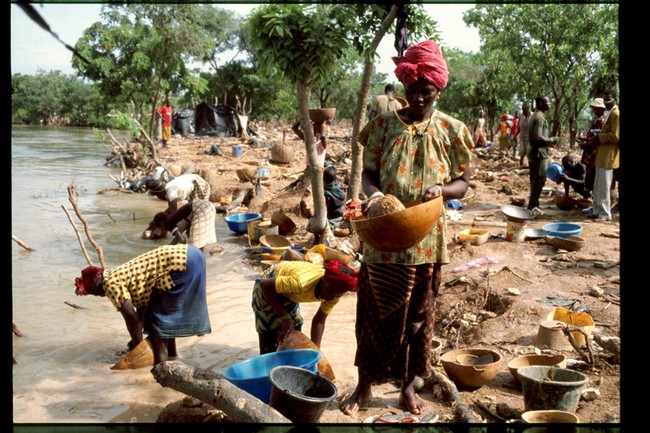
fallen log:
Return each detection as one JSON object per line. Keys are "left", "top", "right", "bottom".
{"left": 152, "top": 361, "right": 290, "bottom": 423}
{"left": 425, "top": 367, "right": 481, "bottom": 423}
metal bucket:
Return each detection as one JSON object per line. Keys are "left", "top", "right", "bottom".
{"left": 269, "top": 365, "right": 338, "bottom": 423}
{"left": 518, "top": 366, "right": 588, "bottom": 413}
{"left": 247, "top": 219, "right": 262, "bottom": 241}
{"left": 255, "top": 221, "right": 279, "bottom": 241}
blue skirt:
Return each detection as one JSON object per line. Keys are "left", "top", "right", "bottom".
{"left": 144, "top": 245, "right": 211, "bottom": 338}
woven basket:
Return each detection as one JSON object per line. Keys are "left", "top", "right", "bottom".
{"left": 308, "top": 108, "right": 336, "bottom": 123}
{"left": 271, "top": 143, "right": 294, "bottom": 164}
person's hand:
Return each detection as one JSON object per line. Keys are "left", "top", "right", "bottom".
{"left": 422, "top": 185, "right": 443, "bottom": 202}
{"left": 127, "top": 337, "right": 143, "bottom": 351}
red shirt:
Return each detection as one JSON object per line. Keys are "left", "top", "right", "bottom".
{"left": 157, "top": 105, "right": 173, "bottom": 127}
{"left": 510, "top": 118, "right": 520, "bottom": 138}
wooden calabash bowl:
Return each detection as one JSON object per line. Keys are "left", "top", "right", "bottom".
{"left": 308, "top": 108, "right": 336, "bottom": 123}
{"left": 351, "top": 196, "right": 442, "bottom": 252}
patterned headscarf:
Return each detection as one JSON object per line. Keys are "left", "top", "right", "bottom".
{"left": 392, "top": 40, "right": 449, "bottom": 89}
{"left": 324, "top": 260, "right": 358, "bottom": 292}
{"left": 74, "top": 265, "right": 103, "bottom": 296}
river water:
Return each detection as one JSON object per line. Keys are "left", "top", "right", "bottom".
{"left": 11, "top": 125, "right": 307, "bottom": 424}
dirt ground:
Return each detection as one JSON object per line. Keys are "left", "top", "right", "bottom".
{"left": 151, "top": 119, "right": 621, "bottom": 425}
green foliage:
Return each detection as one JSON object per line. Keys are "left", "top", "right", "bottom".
{"left": 248, "top": 4, "right": 349, "bottom": 89}
{"left": 12, "top": 2, "right": 618, "bottom": 138}
{"left": 72, "top": 4, "right": 220, "bottom": 125}
{"left": 11, "top": 70, "right": 107, "bottom": 127}
{"left": 106, "top": 111, "right": 141, "bottom": 139}
{"left": 463, "top": 3, "right": 618, "bottom": 138}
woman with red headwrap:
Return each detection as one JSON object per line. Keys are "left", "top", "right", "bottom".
{"left": 252, "top": 259, "right": 357, "bottom": 355}
{"left": 340, "top": 40, "right": 473, "bottom": 417}
{"left": 74, "top": 244, "right": 211, "bottom": 365}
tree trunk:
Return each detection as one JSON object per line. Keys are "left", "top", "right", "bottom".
{"left": 347, "top": 4, "right": 400, "bottom": 202}
{"left": 298, "top": 80, "right": 328, "bottom": 237}
{"left": 152, "top": 361, "right": 291, "bottom": 423}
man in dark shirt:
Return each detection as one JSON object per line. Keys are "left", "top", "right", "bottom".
{"left": 527, "top": 95, "right": 558, "bottom": 212}
{"left": 559, "top": 153, "right": 589, "bottom": 199}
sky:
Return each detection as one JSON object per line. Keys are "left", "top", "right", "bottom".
{"left": 10, "top": 2, "right": 481, "bottom": 80}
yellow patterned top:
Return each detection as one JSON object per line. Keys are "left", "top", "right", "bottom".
{"left": 102, "top": 244, "right": 188, "bottom": 310}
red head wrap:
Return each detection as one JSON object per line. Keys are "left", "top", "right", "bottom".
{"left": 324, "top": 260, "right": 358, "bottom": 292}
{"left": 74, "top": 265, "right": 103, "bottom": 296}
{"left": 392, "top": 40, "right": 449, "bottom": 89}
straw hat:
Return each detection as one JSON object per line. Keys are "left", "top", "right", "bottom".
{"left": 589, "top": 98, "right": 606, "bottom": 109}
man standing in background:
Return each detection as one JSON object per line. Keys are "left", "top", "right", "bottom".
{"left": 585, "top": 90, "right": 619, "bottom": 221}
{"left": 368, "top": 84, "right": 403, "bottom": 120}
{"left": 527, "top": 95, "right": 558, "bottom": 213}
{"left": 518, "top": 103, "right": 532, "bottom": 167}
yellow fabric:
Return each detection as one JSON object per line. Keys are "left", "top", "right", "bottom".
{"left": 103, "top": 244, "right": 188, "bottom": 310}
{"left": 272, "top": 261, "right": 339, "bottom": 315}
{"left": 162, "top": 125, "right": 171, "bottom": 141}
{"left": 595, "top": 106, "right": 620, "bottom": 169}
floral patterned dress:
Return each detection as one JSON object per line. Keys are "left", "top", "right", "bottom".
{"left": 358, "top": 109, "right": 473, "bottom": 265}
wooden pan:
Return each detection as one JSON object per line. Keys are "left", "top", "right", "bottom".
{"left": 277, "top": 329, "right": 335, "bottom": 381}
{"left": 111, "top": 338, "right": 154, "bottom": 370}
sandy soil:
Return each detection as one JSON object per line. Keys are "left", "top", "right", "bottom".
{"left": 149, "top": 120, "right": 621, "bottom": 425}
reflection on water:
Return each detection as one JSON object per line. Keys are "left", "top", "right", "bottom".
{"left": 12, "top": 125, "right": 263, "bottom": 423}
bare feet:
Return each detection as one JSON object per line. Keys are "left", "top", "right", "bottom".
{"left": 339, "top": 383, "right": 372, "bottom": 416}
{"left": 399, "top": 381, "right": 429, "bottom": 415}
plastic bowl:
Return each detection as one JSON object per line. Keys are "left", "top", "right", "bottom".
{"left": 541, "top": 222, "right": 583, "bottom": 239}
{"left": 351, "top": 197, "right": 442, "bottom": 252}
{"left": 547, "top": 162, "right": 564, "bottom": 182}
{"left": 223, "top": 349, "right": 322, "bottom": 404}
{"left": 224, "top": 213, "right": 262, "bottom": 234}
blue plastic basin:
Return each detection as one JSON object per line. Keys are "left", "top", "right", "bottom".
{"left": 223, "top": 349, "right": 322, "bottom": 403}
{"left": 541, "top": 222, "right": 583, "bottom": 239}
{"left": 224, "top": 213, "right": 261, "bottom": 234}
{"left": 547, "top": 162, "right": 564, "bottom": 182}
